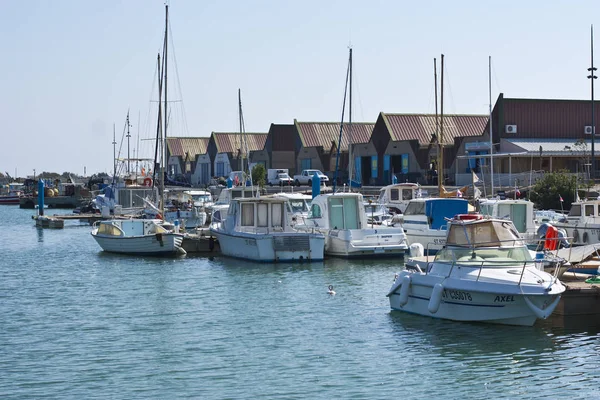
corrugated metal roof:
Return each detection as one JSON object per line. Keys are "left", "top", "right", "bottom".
{"left": 505, "top": 138, "right": 592, "bottom": 156}
{"left": 212, "top": 132, "right": 268, "bottom": 153}
{"left": 498, "top": 95, "right": 600, "bottom": 139}
{"left": 381, "top": 114, "right": 488, "bottom": 146}
{"left": 295, "top": 121, "right": 374, "bottom": 149}
{"left": 166, "top": 137, "right": 209, "bottom": 158}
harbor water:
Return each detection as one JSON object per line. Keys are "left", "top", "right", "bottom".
{"left": 1, "top": 206, "right": 599, "bottom": 399}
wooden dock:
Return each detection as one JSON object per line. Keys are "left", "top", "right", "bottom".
{"left": 51, "top": 214, "right": 131, "bottom": 224}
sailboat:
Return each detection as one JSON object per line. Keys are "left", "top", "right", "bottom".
{"left": 91, "top": 4, "right": 185, "bottom": 256}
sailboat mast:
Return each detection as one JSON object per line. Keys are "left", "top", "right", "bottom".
{"left": 161, "top": 4, "right": 168, "bottom": 215}
{"left": 489, "top": 55, "right": 494, "bottom": 198}
{"left": 348, "top": 48, "right": 353, "bottom": 187}
{"left": 438, "top": 54, "right": 444, "bottom": 195}
{"left": 153, "top": 53, "right": 163, "bottom": 191}
{"left": 126, "top": 110, "right": 131, "bottom": 174}
{"left": 433, "top": 58, "right": 438, "bottom": 178}
{"left": 238, "top": 88, "right": 243, "bottom": 173}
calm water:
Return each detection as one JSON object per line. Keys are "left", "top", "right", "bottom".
{"left": 1, "top": 206, "right": 599, "bottom": 399}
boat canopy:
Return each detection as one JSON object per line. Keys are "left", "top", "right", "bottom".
{"left": 446, "top": 219, "right": 523, "bottom": 248}
{"left": 425, "top": 199, "right": 469, "bottom": 230}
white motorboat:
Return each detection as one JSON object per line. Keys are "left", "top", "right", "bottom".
{"left": 210, "top": 196, "right": 324, "bottom": 262}
{"left": 396, "top": 198, "right": 470, "bottom": 255}
{"left": 376, "top": 182, "right": 421, "bottom": 214}
{"left": 551, "top": 198, "right": 600, "bottom": 246}
{"left": 387, "top": 214, "right": 566, "bottom": 326}
{"left": 299, "top": 192, "right": 408, "bottom": 258}
{"left": 91, "top": 219, "right": 186, "bottom": 256}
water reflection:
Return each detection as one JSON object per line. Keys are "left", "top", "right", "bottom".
{"left": 36, "top": 227, "right": 44, "bottom": 243}
{"left": 387, "top": 311, "right": 557, "bottom": 356}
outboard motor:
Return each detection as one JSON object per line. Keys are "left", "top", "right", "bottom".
{"left": 556, "top": 228, "right": 569, "bottom": 249}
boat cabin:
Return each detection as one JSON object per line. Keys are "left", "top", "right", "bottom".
{"left": 308, "top": 193, "right": 366, "bottom": 230}
{"left": 478, "top": 199, "right": 535, "bottom": 235}
{"left": 403, "top": 198, "right": 469, "bottom": 230}
{"left": 435, "top": 217, "right": 531, "bottom": 264}
{"left": 565, "top": 200, "right": 600, "bottom": 221}
{"left": 224, "top": 197, "right": 289, "bottom": 233}
{"left": 377, "top": 183, "right": 421, "bottom": 214}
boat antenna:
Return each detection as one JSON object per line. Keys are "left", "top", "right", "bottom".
{"left": 333, "top": 48, "right": 351, "bottom": 193}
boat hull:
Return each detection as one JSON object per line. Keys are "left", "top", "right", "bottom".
{"left": 388, "top": 273, "right": 563, "bottom": 326}
{"left": 211, "top": 230, "right": 324, "bottom": 262}
{"left": 91, "top": 232, "right": 185, "bottom": 256}
{"left": 323, "top": 228, "right": 408, "bottom": 258}
{"left": 0, "top": 195, "right": 20, "bottom": 205}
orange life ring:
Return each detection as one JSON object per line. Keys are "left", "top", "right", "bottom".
{"left": 544, "top": 225, "right": 558, "bottom": 251}
{"left": 143, "top": 177, "right": 153, "bottom": 187}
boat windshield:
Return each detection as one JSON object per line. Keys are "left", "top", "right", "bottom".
{"left": 434, "top": 246, "right": 533, "bottom": 264}
{"left": 191, "top": 194, "right": 211, "bottom": 203}
{"left": 288, "top": 199, "right": 309, "bottom": 213}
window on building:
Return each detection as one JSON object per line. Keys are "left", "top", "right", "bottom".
{"left": 371, "top": 155, "right": 378, "bottom": 179}
{"left": 383, "top": 155, "right": 390, "bottom": 184}
{"left": 401, "top": 154, "right": 409, "bottom": 174}
{"left": 301, "top": 158, "right": 312, "bottom": 171}
{"left": 216, "top": 162, "right": 225, "bottom": 177}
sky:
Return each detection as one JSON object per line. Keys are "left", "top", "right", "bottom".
{"left": 2, "top": 0, "right": 600, "bottom": 177}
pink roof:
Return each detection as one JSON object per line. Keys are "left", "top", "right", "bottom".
{"left": 296, "top": 121, "right": 374, "bottom": 149}
{"left": 166, "top": 137, "right": 209, "bottom": 158}
{"left": 212, "top": 132, "right": 268, "bottom": 153}
{"left": 381, "top": 113, "right": 488, "bottom": 146}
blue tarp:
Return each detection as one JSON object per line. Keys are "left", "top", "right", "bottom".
{"left": 425, "top": 199, "right": 469, "bottom": 230}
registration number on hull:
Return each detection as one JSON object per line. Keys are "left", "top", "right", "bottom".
{"left": 442, "top": 289, "right": 472, "bottom": 302}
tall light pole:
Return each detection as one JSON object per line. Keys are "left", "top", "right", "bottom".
{"left": 588, "top": 25, "right": 597, "bottom": 181}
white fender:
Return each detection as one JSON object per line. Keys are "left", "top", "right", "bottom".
{"left": 523, "top": 295, "right": 561, "bottom": 320}
{"left": 428, "top": 283, "right": 444, "bottom": 314}
{"left": 386, "top": 276, "right": 403, "bottom": 297}
{"left": 398, "top": 275, "right": 411, "bottom": 306}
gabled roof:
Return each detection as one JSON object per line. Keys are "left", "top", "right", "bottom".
{"left": 381, "top": 113, "right": 488, "bottom": 146}
{"left": 211, "top": 132, "right": 268, "bottom": 153}
{"left": 295, "top": 120, "right": 375, "bottom": 149}
{"left": 166, "top": 137, "right": 209, "bottom": 158}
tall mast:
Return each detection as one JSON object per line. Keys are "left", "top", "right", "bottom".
{"left": 160, "top": 4, "right": 168, "bottom": 216}
{"left": 238, "top": 88, "right": 243, "bottom": 173}
{"left": 589, "top": 25, "right": 597, "bottom": 181}
{"left": 489, "top": 56, "right": 494, "bottom": 197}
{"left": 348, "top": 48, "right": 353, "bottom": 187}
{"left": 126, "top": 110, "right": 131, "bottom": 174}
{"left": 433, "top": 58, "right": 438, "bottom": 175}
{"left": 438, "top": 54, "right": 444, "bottom": 195}
{"left": 153, "top": 53, "right": 162, "bottom": 191}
